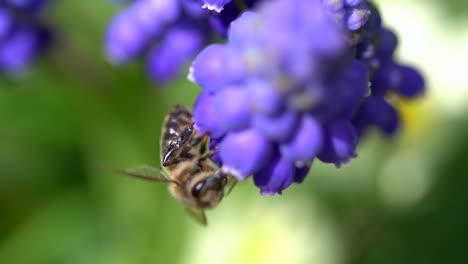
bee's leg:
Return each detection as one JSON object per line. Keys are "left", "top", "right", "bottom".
{"left": 200, "top": 149, "right": 216, "bottom": 159}
{"left": 179, "top": 133, "right": 209, "bottom": 159}
{"left": 198, "top": 134, "right": 209, "bottom": 155}
{"left": 195, "top": 149, "right": 217, "bottom": 166}
{"left": 188, "top": 133, "right": 206, "bottom": 148}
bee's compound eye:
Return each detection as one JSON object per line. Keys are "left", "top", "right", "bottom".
{"left": 192, "top": 181, "right": 205, "bottom": 198}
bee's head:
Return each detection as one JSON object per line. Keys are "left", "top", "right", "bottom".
{"left": 190, "top": 171, "right": 228, "bottom": 208}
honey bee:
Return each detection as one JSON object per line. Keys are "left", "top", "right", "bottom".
{"left": 114, "top": 105, "right": 235, "bottom": 225}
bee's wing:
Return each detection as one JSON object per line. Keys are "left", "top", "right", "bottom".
{"left": 186, "top": 207, "right": 207, "bottom": 226}
{"left": 111, "top": 165, "right": 179, "bottom": 185}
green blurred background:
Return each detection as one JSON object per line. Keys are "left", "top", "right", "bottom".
{"left": 1, "top": 0, "right": 468, "bottom": 263}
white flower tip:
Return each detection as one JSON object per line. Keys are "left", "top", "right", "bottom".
{"left": 222, "top": 166, "right": 246, "bottom": 180}
{"left": 187, "top": 66, "right": 196, "bottom": 83}
{"left": 202, "top": 3, "right": 224, "bottom": 13}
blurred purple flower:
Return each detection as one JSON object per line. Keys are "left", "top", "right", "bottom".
{"left": 104, "top": 0, "right": 270, "bottom": 83}
{"left": 0, "top": 1, "right": 51, "bottom": 76}
{"left": 105, "top": 0, "right": 269, "bottom": 83}
{"left": 105, "top": 0, "right": 211, "bottom": 84}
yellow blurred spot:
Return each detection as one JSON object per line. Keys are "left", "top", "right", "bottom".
{"left": 390, "top": 94, "right": 433, "bottom": 142}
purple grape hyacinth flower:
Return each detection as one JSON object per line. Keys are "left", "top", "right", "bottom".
{"left": 190, "top": 0, "right": 369, "bottom": 194}
{"left": 352, "top": 1, "right": 425, "bottom": 137}
{"left": 189, "top": 0, "right": 425, "bottom": 194}
{"left": 0, "top": 1, "right": 51, "bottom": 76}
